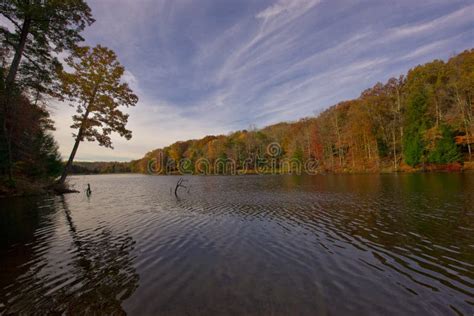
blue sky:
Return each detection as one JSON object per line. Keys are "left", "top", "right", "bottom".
{"left": 52, "top": 0, "right": 474, "bottom": 161}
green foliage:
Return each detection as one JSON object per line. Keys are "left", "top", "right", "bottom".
{"left": 38, "top": 133, "right": 63, "bottom": 178}
{"left": 403, "top": 92, "right": 428, "bottom": 166}
{"left": 22, "top": 131, "right": 62, "bottom": 179}
{"left": 404, "top": 131, "right": 424, "bottom": 167}
{"left": 0, "top": 86, "right": 62, "bottom": 180}
{"left": 0, "top": 0, "right": 94, "bottom": 91}
{"left": 376, "top": 138, "right": 389, "bottom": 158}
{"left": 292, "top": 147, "right": 304, "bottom": 162}
{"left": 428, "top": 125, "right": 461, "bottom": 164}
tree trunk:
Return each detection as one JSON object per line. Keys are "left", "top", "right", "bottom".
{"left": 436, "top": 102, "right": 439, "bottom": 126}
{"left": 392, "top": 128, "right": 397, "bottom": 170}
{"left": 2, "top": 17, "right": 32, "bottom": 184}
{"left": 6, "top": 18, "right": 32, "bottom": 89}
{"left": 465, "top": 121, "right": 472, "bottom": 161}
{"left": 58, "top": 107, "right": 91, "bottom": 184}
{"left": 396, "top": 85, "right": 404, "bottom": 155}
{"left": 334, "top": 113, "right": 343, "bottom": 167}
{"left": 1, "top": 111, "right": 13, "bottom": 183}
{"left": 455, "top": 89, "right": 472, "bottom": 161}
{"left": 59, "top": 87, "right": 98, "bottom": 184}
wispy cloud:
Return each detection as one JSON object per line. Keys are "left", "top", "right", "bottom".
{"left": 397, "top": 33, "right": 466, "bottom": 61}
{"left": 256, "top": 0, "right": 321, "bottom": 19}
{"left": 49, "top": 0, "right": 474, "bottom": 161}
{"left": 389, "top": 4, "right": 474, "bottom": 39}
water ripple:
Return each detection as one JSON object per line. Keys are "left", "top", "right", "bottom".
{"left": 0, "top": 173, "right": 473, "bottom": 315}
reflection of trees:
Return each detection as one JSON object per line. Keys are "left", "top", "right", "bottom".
{"left": 55, "top": 196, "right": 140, "bottom": 314}
{"left": 1, "top": 197, "right": 139, "bottom": 314}
{"left": 0, "top": 197, "right": 48, "bottom": 312}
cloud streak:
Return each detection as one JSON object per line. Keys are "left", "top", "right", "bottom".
{"left": 256, "top": 0, "right": 321, "bottom": 19}
{"left": 50, "top": 0, "right": 474, "bottom": 161}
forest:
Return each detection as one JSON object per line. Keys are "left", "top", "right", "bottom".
{"left": 69, "top": 161, "right": 132, "bottom": 175}
{"left": 0, "top": 1, "right": 136, "bottom": 196}
{"left": 131, "top": 50, "right": 474, "bottom": 175}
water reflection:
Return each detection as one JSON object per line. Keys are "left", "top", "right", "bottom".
{"left": 0, "top": 173, "right": 473, "bottom": 315}
{"left": 155, "top": 174, "right": 474, "bottom": 314}
{"left": 0, "top": 197, "right": 51, "bottom": 309}
{"left": 0, "top": 196, "right": 139, "bottom": 314}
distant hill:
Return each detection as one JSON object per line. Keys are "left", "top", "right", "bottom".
{"left": 70, "top": 161, "right": 132, "bottom": 175}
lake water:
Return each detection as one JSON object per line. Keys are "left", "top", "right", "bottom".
{"left": 0, "top": 174, "right": 473, "bottom": 315}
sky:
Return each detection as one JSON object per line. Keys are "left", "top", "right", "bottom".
{"left": 51, "top": 0, "right": 474, "bottom": 161}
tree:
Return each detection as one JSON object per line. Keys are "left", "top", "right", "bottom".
{"left": 384, "top": 76, "right": 405, "bottom": 170}
{"left": 427, "top": 125, "right": 461, "bottom": 164}
{"left": 0, "top": 0, "right": 93, "bottom": 90}
{"left": 447, "top": 50, "right": 474, "bottom": 160}
{"left": 58, "top": 45, "right": 138, "bottom": 184}
{"left": 0, "top": 67, "right": 61, "bottom": 180}
{"left": 0, "top": 0, "right": 93, "bottom": 183}
{"left": 403, "top": 92, "right": 427, "bottom": 166}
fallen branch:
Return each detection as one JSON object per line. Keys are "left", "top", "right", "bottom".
{"left": 174, "top": 178, "right": 188, "bottom": 197}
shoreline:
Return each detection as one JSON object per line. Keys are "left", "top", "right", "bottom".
{"left": 2, "top": 166, "right": 473, "bottom": 199}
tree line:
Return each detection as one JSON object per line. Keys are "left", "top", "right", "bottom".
{"left": 1, "top": 0, "right": 137, "bottom": 195}
{"left": 69, "top": 161, "right": 132, "bottom": 175}
{"left": 131, "top": 50, "right": 473, "bottom": 174}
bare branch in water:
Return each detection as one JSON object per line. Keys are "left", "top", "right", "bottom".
{"left": 174, "top": 178, "right": 188, "bottom": 197}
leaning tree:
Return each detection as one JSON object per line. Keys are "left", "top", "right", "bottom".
{"left": 58, "top": 45, "right": 138, "bottom": 184}
{"left": 0, "top": 0, "right": 94, "bottom": 181}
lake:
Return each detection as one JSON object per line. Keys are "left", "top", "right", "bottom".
{"left": 0, "top": 174, "right": 473, "bottom": 315}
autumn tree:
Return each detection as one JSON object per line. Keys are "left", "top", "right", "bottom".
{"left": 384, "top": 76, "right": 405, "bottom": 169}
{"left": 1, "top": 0, "right": 93, "bottom": 183}
{"left": 58, "top": 45, "right": 138, "bottom": 184}
{"left": 447, "top": 50, "right": 474, "bottom": 160}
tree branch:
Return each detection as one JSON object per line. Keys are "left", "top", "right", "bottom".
{"left": 22, "top": 53, "right": 43, "bottom": 71}
{"left": 1, "top": 14, "right": 22, "bottom": 30}
{"left": 174, "top": 178, "right": 189, "bottom": 197}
